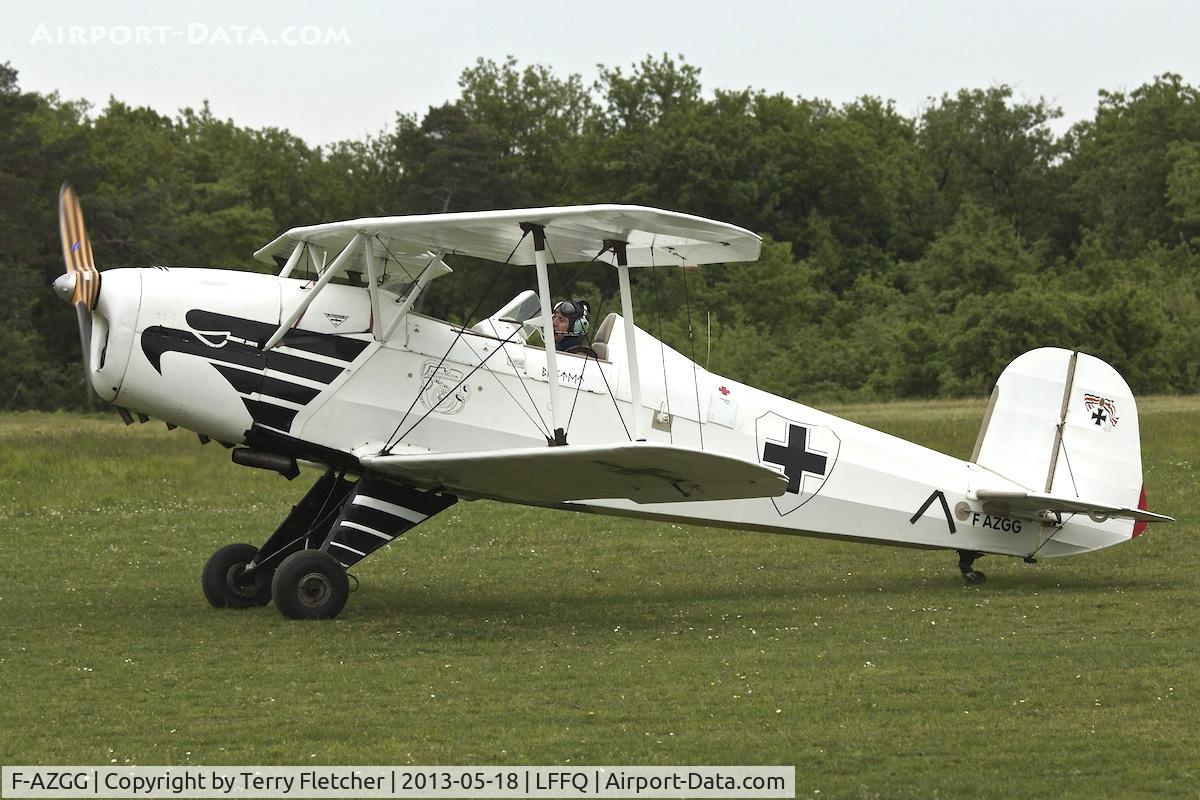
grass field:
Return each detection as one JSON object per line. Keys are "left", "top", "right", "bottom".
{"left": 0, "top": 400, "right": 1196, "bottom": 799}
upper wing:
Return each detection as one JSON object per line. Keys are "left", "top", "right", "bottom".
{"left": 359, "top": 442, "right": 788, "bottom": 505}
{"left": 254, "top": 205, "right": 762, "bottom": 269}
{"left": 975, "top": 489, "right": 1173, "bottom": 523}
{"left": 257, "top": 237, "right": 453, "bottom": 288}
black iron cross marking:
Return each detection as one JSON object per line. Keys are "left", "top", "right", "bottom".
{"left": 1092, "top": 408, "right": 1107, "bottom": 426}
{"left": 762, "top": 424, "right": 827, "bottom": 494}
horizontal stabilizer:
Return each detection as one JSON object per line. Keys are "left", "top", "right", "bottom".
{"left": 360, "top": 443, "right": 788, "bottom": 505}
{"left": 975, "top": 489, "right": 1174, "bottom": 523}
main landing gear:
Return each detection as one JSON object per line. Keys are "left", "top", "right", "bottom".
{"left": 957, "top": 549, "right": 986, "bottom": 585}
{"left": 202, "top": 543, "right": 272, "bottom": 608}
{"left": 271, "top": 549, "right": 350, "bottom": 620}
{"left": 202, "top": 470, "right": 457, "bottom": 619}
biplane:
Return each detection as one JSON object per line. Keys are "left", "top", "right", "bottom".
{"left": 53, "top": 185, "right": 1172, "bottom": 618}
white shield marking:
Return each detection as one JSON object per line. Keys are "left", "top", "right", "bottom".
{"left": 755, "top": 411, "right": 840, "bottom": 516}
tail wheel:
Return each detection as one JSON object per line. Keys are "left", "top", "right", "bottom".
{"left": 272, "top": 550, "right": 349, "bottom": 620}
{"left": 202, "top": 543, "right": 272, "bottom": 608}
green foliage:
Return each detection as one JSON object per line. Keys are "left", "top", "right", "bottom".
{"left": 918, "top": 86, "right": 1065, "bottom": 245}
{"left": 1064, "top": 73, "right": 1200, "bottom": 253}
{"left": 3, "top": 59, "right": 1200, "bottom": 409}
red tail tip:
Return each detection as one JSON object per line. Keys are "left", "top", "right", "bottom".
{"left": 1133, "top": 485, "right": 1148, "bottom": 539}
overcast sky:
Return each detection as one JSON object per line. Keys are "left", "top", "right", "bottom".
{"left": 4, "top": 0, "right": 1197, "bottom": 146}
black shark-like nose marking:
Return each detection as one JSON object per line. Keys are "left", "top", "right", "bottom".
{"left": 139, "top": 310, "right": 370, "bottom": 433}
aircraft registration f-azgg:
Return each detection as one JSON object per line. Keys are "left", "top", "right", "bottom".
{"left": 53, "top": 184, "right": 1173, "bottom": 619}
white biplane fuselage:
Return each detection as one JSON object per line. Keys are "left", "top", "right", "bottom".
{"left": 57, "top": 197, "right": 1169, "bottom": 617}
{"left": 93, "top": 265, "right": 1134, "bottom": 561}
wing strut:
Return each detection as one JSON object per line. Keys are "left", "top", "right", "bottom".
{"left": 523, "top": 222, "right": 568, "bottom": 445}
{"left": 363, "top": 239, "right": 383, "bottom": 342}
{"left": 277, "top": 240, "right": 307, "bottom": 278}
{"left": 264, "top": 232, "right": 364, "bottom": 351}
{"left": 380, "top": 250, "right": 446, "bottom": 343}
{"left": 609, "top": 240, "right": 646, "bottom": 441}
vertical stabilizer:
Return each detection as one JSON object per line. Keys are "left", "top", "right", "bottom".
{"left": 973, "top": 348, "right": 1143, "bottom": 514}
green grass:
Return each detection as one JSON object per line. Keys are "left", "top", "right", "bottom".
{"left": 0, "top": 400, "right": 1196, "bottom": 799}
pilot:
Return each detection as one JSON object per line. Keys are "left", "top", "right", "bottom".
{"left": 551, "top": 299, "right": 592, "bottom": 354}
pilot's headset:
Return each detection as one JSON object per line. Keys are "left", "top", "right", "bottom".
{"left": 553, "top": 299, "right": 590, "bottom": 337}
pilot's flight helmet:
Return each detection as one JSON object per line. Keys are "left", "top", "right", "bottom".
{"left": 553, "top": 299, "right": 590, "bottom": 336}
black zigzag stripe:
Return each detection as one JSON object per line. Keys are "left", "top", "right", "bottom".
{"left": 358, "top": 483, "right": 460, "bottom": 517}
{"left": 343, "top": 504, "right": 421, "bottom": 536}
{"left": 211, "top": 363, "right": 263, "bottom": 395}
{"left": 141, "top": 325, "right": 345, "bottom": 384}
{"left": 242, "top": 398, "right": 298, "bottom": 432}
{"left": 320, "top": 476, "right": 458, "bottom": 567}
{"left": 141, "top": 326, "right": 265, "bottom": 374}
{"left": 212, "top": 364, "right": 321, "bottom": 406}
{"left": 268, "top": 352, "right": 345, "bottom": 384}
{"left": 333, "top": 526, "right": 394, "bottom": 556}
{"left": 185, "top": 309, "right": 274, "bottom": 345}
{"left": 278, "top": 332, "right": 371, "bottom": 362}
{"left": 186, "top": 309, "right": 370, "bottom": 362}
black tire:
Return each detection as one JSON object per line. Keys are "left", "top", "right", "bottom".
{"left": 202, "top": 543, "right": 272, "bottom": 608}
{"left": 963, "top": 570, "right": 987, "bottom": 585}
{"left": 272, "top": 550, "right": 349, "bottom": 620}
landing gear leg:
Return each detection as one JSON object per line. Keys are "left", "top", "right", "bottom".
{"left": 272, "top": 549, "right": 349, "bottom": 619}
{"left": 256, "top": 471, "right": 457, "bottom": 620}
{"left": 202, "top": 470, "right": 356, "bottom": 612}
{"left": 957, "top": 550, "right": 986, "bottom": 584}
{"left": 202, "top": 543, "right": 272, "bottom": 608}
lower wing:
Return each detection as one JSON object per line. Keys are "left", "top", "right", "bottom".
{"left": 360, "top": 442, "right": 788, "bottom": 505}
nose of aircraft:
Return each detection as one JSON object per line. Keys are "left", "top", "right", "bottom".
{"left": 50, "top": 267, "right": 143, "bottom": 403}
{"left": 52, "top": 272, "right": 76, "bottom": 302}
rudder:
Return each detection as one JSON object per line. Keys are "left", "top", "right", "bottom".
{"left": 973, "top": 348, "right": 1144, "bottom": 520}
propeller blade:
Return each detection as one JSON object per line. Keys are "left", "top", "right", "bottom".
{"left": 56, "top": 181, "right": 128, "bottom": 424}
{"left": 75, "top": 301, "right": 92, "bottom": 376}
{"left": 58, "top": 183, "right": 100, "bottom": 310}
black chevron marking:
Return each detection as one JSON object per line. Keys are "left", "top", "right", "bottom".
{"left": 142, "top": 326, "right": 265, "bottom": 375}
{"left": 185, "top": 309, "right": 370, "bottom": 362}
{"left": 211, "top": 363, "right": 323, "bottom": 406}
{"left": 260, "top": 373, "right": 322, "bottom": 405}
{"left": 344, "top": 504, "right": 419, "bottom": 535}
{"left": 140, "top": 309, "right": 374, "bottom": 435}
{"left": 185, "top": 309, "right": 273, "bottom": 344}
{"left": 319, "top": 475, "right": 458, "bottom": 567}
{"left": 241, "top": 398, "right": 298, "bottom": 432}
{"left": 141, "top": 325, "right": 345, "bottom": 383}
{"left": 334, "top": 526, "right": 394, "bottom": 555}
{"left": 360, "top": 484, "right": 460, "bottom": 517}
{"left": 277, "top": 332, "right": 371, "bottom": 362}
{"left": 211, "top": 363, "right": 264, "bottom": 396}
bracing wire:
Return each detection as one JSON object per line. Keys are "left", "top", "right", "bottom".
{"left": 649, "top": 251, "right": 673, "bottom": 444}
{"left": 1027, "top": 441, "right": 1084, "bottom": 559}
{"left": 456, "top": 335, "right": 550, "bottom": 439}
{"left": 565, "top": 351, "right": 592, "bottom": 436}
{"left": 391, "top": 323, "right": 531, "bottom": 445}
{"left": 680, "top": 265, "right": 705, "bottom": 450}
{"left": 595, "top": 357, "right": 633, "bottom": 442}
{"left": 501, "top": 339, "right": 552, "bottom": 436}
{"left": 543, "top": 238, "right": 630, "bottom": 442}
{"left": 381, "top": 231, "right": 529, "bottom": 454}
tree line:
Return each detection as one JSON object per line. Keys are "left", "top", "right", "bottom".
{"left": 3, "top": 56, "right": 1199, "bottom": 410}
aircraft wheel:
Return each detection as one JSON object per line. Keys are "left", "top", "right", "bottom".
{"left": 272, "top": 550, "right": 349, "bottom": 620}
{"left": 202, "top": 543, "right": 272, "bottom": 608}
{"left": 963, "top": 570, "right": 987, "bottom": 585}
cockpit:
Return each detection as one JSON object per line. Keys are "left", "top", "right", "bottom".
{"left": 470, "top": 290, "right": 615, "bottom": 361}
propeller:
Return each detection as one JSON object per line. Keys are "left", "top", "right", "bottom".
{"left": 54, "top": 183, "right": 134, "bottom": 424}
